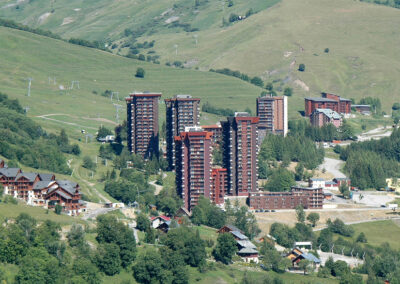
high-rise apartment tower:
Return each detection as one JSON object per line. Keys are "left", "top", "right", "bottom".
{"left": 175, "top": 127, "right": 213, "bottom": 211}
{"left": 256, "top": 95, "right": 288, "bottom": 142}
{"left": 221, "top": 112, "right": 259, "bottom": 196}
{"left": 165, "top": 95, "right": 200, "bottom": 169}
{"left": 126, "top": 92, "right": 161, "bottom": 159}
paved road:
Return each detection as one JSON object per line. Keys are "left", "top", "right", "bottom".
{"left": 129, "top": 221, "right": 139, "bottom": 244}
{"left": 319, "top": 157, "right": 346, "bottom": 178}
{"left": 357, "top": 126, "right": 392, "bottom": 142}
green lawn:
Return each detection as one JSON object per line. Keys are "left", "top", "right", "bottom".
{"left": 349, "top": 220, "right": 400, "bottom": 250}
{"left": 0, "top": 202, "right": 85, "bottom": 225}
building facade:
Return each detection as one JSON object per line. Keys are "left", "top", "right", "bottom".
{"left": 165, "top": 95, "right": 200, "bottom": 169}
{"left": 126, "top": 92, "right": 161, "bottom": 159}
{"left": 211, "top": 167, "right": 228, "bottom": 205}
{"left": 221, "top": 113, "right": 259, "bottom": 196}
{"left": 201, "top": 124, "right": 223, "bottom": 146}
{"left": 310, "top": 108, "right": 342, "bottom": 128}
{"left": 248, "top": 187, "right": 323, "bottom": 210}
{"left": 305, "top": 93, "right": 351, "bottom": 117}
{"left": 175, "top": 127, "right": 213, "bottom": 211}
{"left": 0, "top": 166, "right": 85, "bottom": 216}
{"left": 256, "top": 95, "right": 288, "bottom": 141}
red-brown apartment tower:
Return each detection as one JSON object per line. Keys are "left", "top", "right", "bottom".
{"left": 221, "top": 112, "right": 259, "bottom": 196}
{"left": 126, "top": 92, "right": 161, "bottom": 159}
{"left": 175, "top": 127, "right": 213, "bottom": 211}
{"left": 256, "top": 95, "right": 288, "bottom": 142}
{"left": 165, "top": 95, "right": 200, "bottom": 170}
{"left": 305, "top": 93, "right": 351, "bottom": 117}
{"left": 211, "top": 168, "right": 228, "bottom": 205}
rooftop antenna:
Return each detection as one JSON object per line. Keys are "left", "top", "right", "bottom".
{"left": 111, "top": 91, "right": 120, "bottom": 102}
{"left": 71, "top": 81, "right": 80, "bottom": 90}
{"left": 26, "top": 77, "right": 33, "bottom": 97}
{"left": 174, "top": 44, "right": 178, "bottom": 55}
{"left": 114, "top": 104, "right": 123, "bottom": 124}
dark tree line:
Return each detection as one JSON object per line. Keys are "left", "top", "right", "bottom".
{"left": 201, "top": 101, "right": 235, "bottom": 117}
{"left": 339, "top": 128, "right": 400, "bottom": 189}
{"left": 289, "top": 119, "right": 355, "bottom": 142}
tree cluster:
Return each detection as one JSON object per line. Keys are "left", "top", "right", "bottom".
{"left": 289, "top": 119, "right": 355, "bottom": 142}
{"left": 0, "top": 214, "right": 102, "bottom": 283}
{"left": 340, "top": 129, "right": 400, "bottom": 189}
{"left": 258, "top": 133, "right": 324, "bottom": 179}
{"left": 0, "top": 93, "right": 78, "bottom": 174}
{"left": 95, "top": 215, "right": 137, "bottom": 275}
{"left": 209, "top": 68, "right": 265, "bottom": 88}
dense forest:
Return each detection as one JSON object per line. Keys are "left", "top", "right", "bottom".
{"left": 289, "top": 119, "right": 355, "bottom": 142}
{"left": 339, "top": 128, "right": 400, "bottom": 189}
{"left": 0, "top": 93, "right": 79, "bottom": 174}
{"left": 258, "top": 133, "right": 324, "bottom": 180}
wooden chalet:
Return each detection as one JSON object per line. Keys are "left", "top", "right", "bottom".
{"left": 217, "top": 225, "right": 259, "bottom": 263}
{"left": 287, "top": 248, "right": 321, "bottom": 270}
{"left": 217, "top": 224, "right": 242, "bottom": 234}
{"left": 0, "top": 166, "right": 86, "bottom": 216}
{"left": 46, "top": 180, "right": 85, "bottom": 216}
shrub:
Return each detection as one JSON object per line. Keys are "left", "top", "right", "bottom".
{"left": 55, "top": 204, "right": 62, "bottom": 215}
{"left": 250, "top": 76, "right": 264, "bottom": 87}
{"left": 298, "top": 64, "right": 305, "bottom": 72}
{"left": 324, "top": 48, "right": 329, "bottom": 53}
{"left": 135, "top": 67, "right": 145, "bottom": 78}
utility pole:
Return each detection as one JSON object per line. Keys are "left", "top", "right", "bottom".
{"left": 174, "top": 44, "right": 178, "bottom": 55}
{"left": 71, "top": 81, "right": 80, "bottom": 90}
{"left": 111, "top": 91, "right": 120, "bottom": 102}
{"left": 27, "top": 78, "right": 33, "bottom": 97}
{"left": 114, "top": 104, "right": 123, "bottom": 124}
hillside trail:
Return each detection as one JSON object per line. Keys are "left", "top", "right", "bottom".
{"left": 319, "top": 157, "right": 346, "bottom": 178}
{"left": 69, "top": 159, "right": 111, "bottom": 203}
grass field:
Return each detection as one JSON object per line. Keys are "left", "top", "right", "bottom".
{"left": 349, "top": 220, "right": 400, "bottom": 250}
{"left": 2, "top": 0, "right": 399, "bottom": 117}
{"left": 0, "top": 202, "right": 84, "bottom": 225}
{"left": 0, "top": 0, "right": 278, "bottom": 41}
{"left": 139, "top": 0, "right": 400, "bottom": 114}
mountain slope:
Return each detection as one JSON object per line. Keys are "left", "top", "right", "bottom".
{"left": 1, "top": 0, "right": 400, "bottom": 113}
{"left": 0, "top": 0, "right": 278, "bottom": 41}
{"left": 0, "top": 25, "right": 263, "bottom": 127}
{"left": 141, "top": 0, "right": 400, "bottom": 112}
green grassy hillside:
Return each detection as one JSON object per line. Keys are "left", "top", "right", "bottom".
{"left": 1, "top": 0, "right": 400, "bottom": 114}
{"left": 0, "top": 26, "right": 262, "bottom": 122}
{"left": 141, "top": 0, "right": 400, "bottom": 112}
{"left": 0, "top": 0, "right": 278, "bottom": 41}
